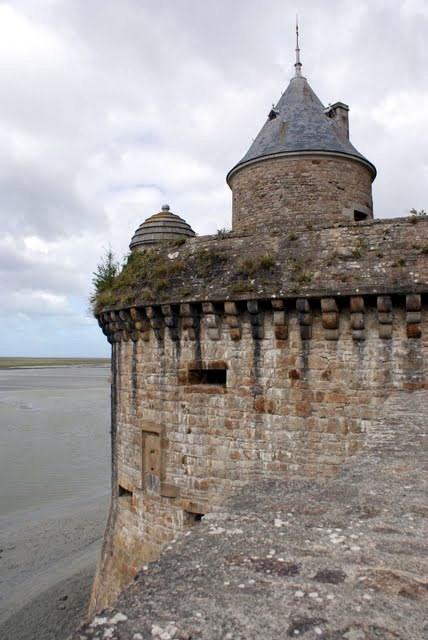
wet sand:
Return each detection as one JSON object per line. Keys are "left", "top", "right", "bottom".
{"left": 0, "top": 494, "right": 109, "bottom": 640}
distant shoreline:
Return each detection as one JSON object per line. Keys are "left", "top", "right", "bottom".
{"left": 0, "top": 357, "right": 111, "bottom": 369}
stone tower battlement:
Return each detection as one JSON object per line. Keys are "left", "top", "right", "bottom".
{"left": 88, "top": 46, "right": 427, "bottom": 615}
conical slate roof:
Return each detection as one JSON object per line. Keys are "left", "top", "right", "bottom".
{"left": 130, "top": 205, "right": 195, "bottom": 251}
{"left": 227, "top": 75, "right": 376, "bottom": 181}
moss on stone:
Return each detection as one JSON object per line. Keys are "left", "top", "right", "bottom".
{"left": 230, "top": 281, "right": 254, "bottom": 295}
{"left": 237, "top": 253, "right": 276, "bottom": 276}
{"left": 92, "top": 218, "right": 427, "bottom": 316}
{"left": 193, "top": 248, "right": 227, "bottom": 277}
{"left": 93, "top": 250, "right": 187, "bottom": 313}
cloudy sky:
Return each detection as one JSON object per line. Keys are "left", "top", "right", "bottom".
{"left": 0, "top": 0, "right": 427, "bottom": 357}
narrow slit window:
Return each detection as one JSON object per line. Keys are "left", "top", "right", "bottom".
{"left": 188, "top": 368, "right": 227, "bottom": 386}
{"left": 119, "top": 485, "right": 133, "bottom": 499}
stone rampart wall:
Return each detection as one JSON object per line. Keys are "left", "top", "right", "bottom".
{"left": 89, "top": 293, "right": 426, "bottom": 613}
{"left": 93, "top": 217, "right": 428, "bottom": 315}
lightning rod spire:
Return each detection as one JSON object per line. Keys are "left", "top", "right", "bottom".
{"left": 294, "top": 14, "right": 302, "bottom": 77}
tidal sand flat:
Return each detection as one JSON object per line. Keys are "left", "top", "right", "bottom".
{"left": 0, "top": 365, "right": 111, "bottom": 639}
{"left": 0, "top": 495, "right": 109, "bottom": 640}
{"left": 0, "top": 366, "right": 111, "bottom": 516}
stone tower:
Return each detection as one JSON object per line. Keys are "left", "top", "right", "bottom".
{"left": 228, "top": 31, "right": 376, "bottom": 232}
{"left": 89, "top": 33, "right": 427, "bottom": 615}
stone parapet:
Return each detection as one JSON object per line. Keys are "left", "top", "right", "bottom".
{"left": 93, "top": 217, "right": 428, "bottom": 316}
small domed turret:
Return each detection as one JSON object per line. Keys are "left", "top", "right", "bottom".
{"left": 129, "top": 204, "right": 195, "bottom": 252}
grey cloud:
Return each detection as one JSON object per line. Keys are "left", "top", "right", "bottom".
{"left": 0, "top": 0, "right": 426, "bottom": 354}
{"left": 0, "top": 156, "right": 99, "bottom": 239}
{"left": 0, "top": 243, "right": 89, "bottom": 299}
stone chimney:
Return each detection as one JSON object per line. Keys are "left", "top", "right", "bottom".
{"left": 325, "top": 101, "right": 350, "bottom": 139}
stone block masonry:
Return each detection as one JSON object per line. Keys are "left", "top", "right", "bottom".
{"left": 229, "top": 156, "right": 373, "bottom": 233}
{"left": 89, "top": 293, "right": 427, "bottom": 613}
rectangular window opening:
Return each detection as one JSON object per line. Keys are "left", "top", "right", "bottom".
{"left": 183, "top": 510, "right": 204, "bottom": 526}
{"left": 354, "top": 210, "right": 368, "bottom": 221}
{"left": 119, "top": 484, "right": 133, "bottom": 499}
{"left": 188, "top": 368, "right": 227, "bottom": 386}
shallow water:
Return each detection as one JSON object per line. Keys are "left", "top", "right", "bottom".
{"left": 0, "top": 367, "right": 111, "bottom": 517}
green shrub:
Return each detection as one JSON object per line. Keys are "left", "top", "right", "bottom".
{"left": 237, "top": 253, "right": 276, "bottom": 276}
{"left": 92, "top": 246, "right": 188, "bottom": 312}
{"left": 259, "top": 253, "right": 276, "bottom": 270}
{"left": 216, "top": 227, "right": 231, "bottom": 239}
{"left": 326, "top": 252, "right": 338, "bottom": 266}
{"left": 194, "top": 248, "right": 227, "bottom": 277}
{"left": 237, "top": 257, "right": 257, "bottom": 276}
{"left": 230, "top": 281, "right": 254, "bottom": 294}
{"left": 354, "top": 236, "right": 368, "bottom": 248}
{"left": 297, "top": 271, "right": 312, "bottom": 284}
{"left": 154, "top": 278, "right": 168, "bottom": 291}
{"left": 140, "top": 288, "right": 154, "bottom": 302}
{"left": 90, "top": 248, "right": 120, "bottom": 313}
{"left": 171, "top": 237, "right": 186, "bottom": 246}
{"left": 93, "top": 289, "right": 117, "bottom": 313}
{"left": 91, "top": 248, "right": 119, "bottom": 296}
{"left": 179, "top": 286, "right": 192, "bottom": 298}
{"left": 288, "top": 258, "right": 303, "bottom": 273}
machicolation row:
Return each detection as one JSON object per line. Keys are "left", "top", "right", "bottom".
{"left": 98, "top": 294, "right": 424, "bottom": 344}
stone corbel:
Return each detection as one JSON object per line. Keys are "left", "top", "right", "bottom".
{"left": 202, "top": 302, "right": 221, "bottom": 340}
{"left": 146, "top": 306, "right": 165, "bottom": 341}
{"left": 129, "top": 307, "right": 150, "bottom": 342}
{"left": 350, "top": 296, "right": 365, "bottom": 340}
{"left": 377, "top": 296, "right": 393, "bottom": 339}
{"left": 161, "top": 305, "right": 179, "bottom": 341}
{"left": 321, "top": 297, "right": 339, "bottom": 340}
{"left": 271, "top": 299, "right": 288, "bottom": 340}
{"left": 180, "top": 303, "right": 198, "bottom": 340}
{"left": 247, "top": 300, "right": 264, "bottom": 339}
{"left": 130, "top": 307, "right": 150, "bottom": 341}
{"left": 224, "top": 301, "right": 241, "bottom": 341}
{"left": 296, "top": 298, "right": 312, "bottom": 340}
{"left": 406, "top": 294, "right": 422, "bottom": 339}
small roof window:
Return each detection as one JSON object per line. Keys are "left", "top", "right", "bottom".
{"left": 268, "top": 107, "right": 279, "bottom": 120}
